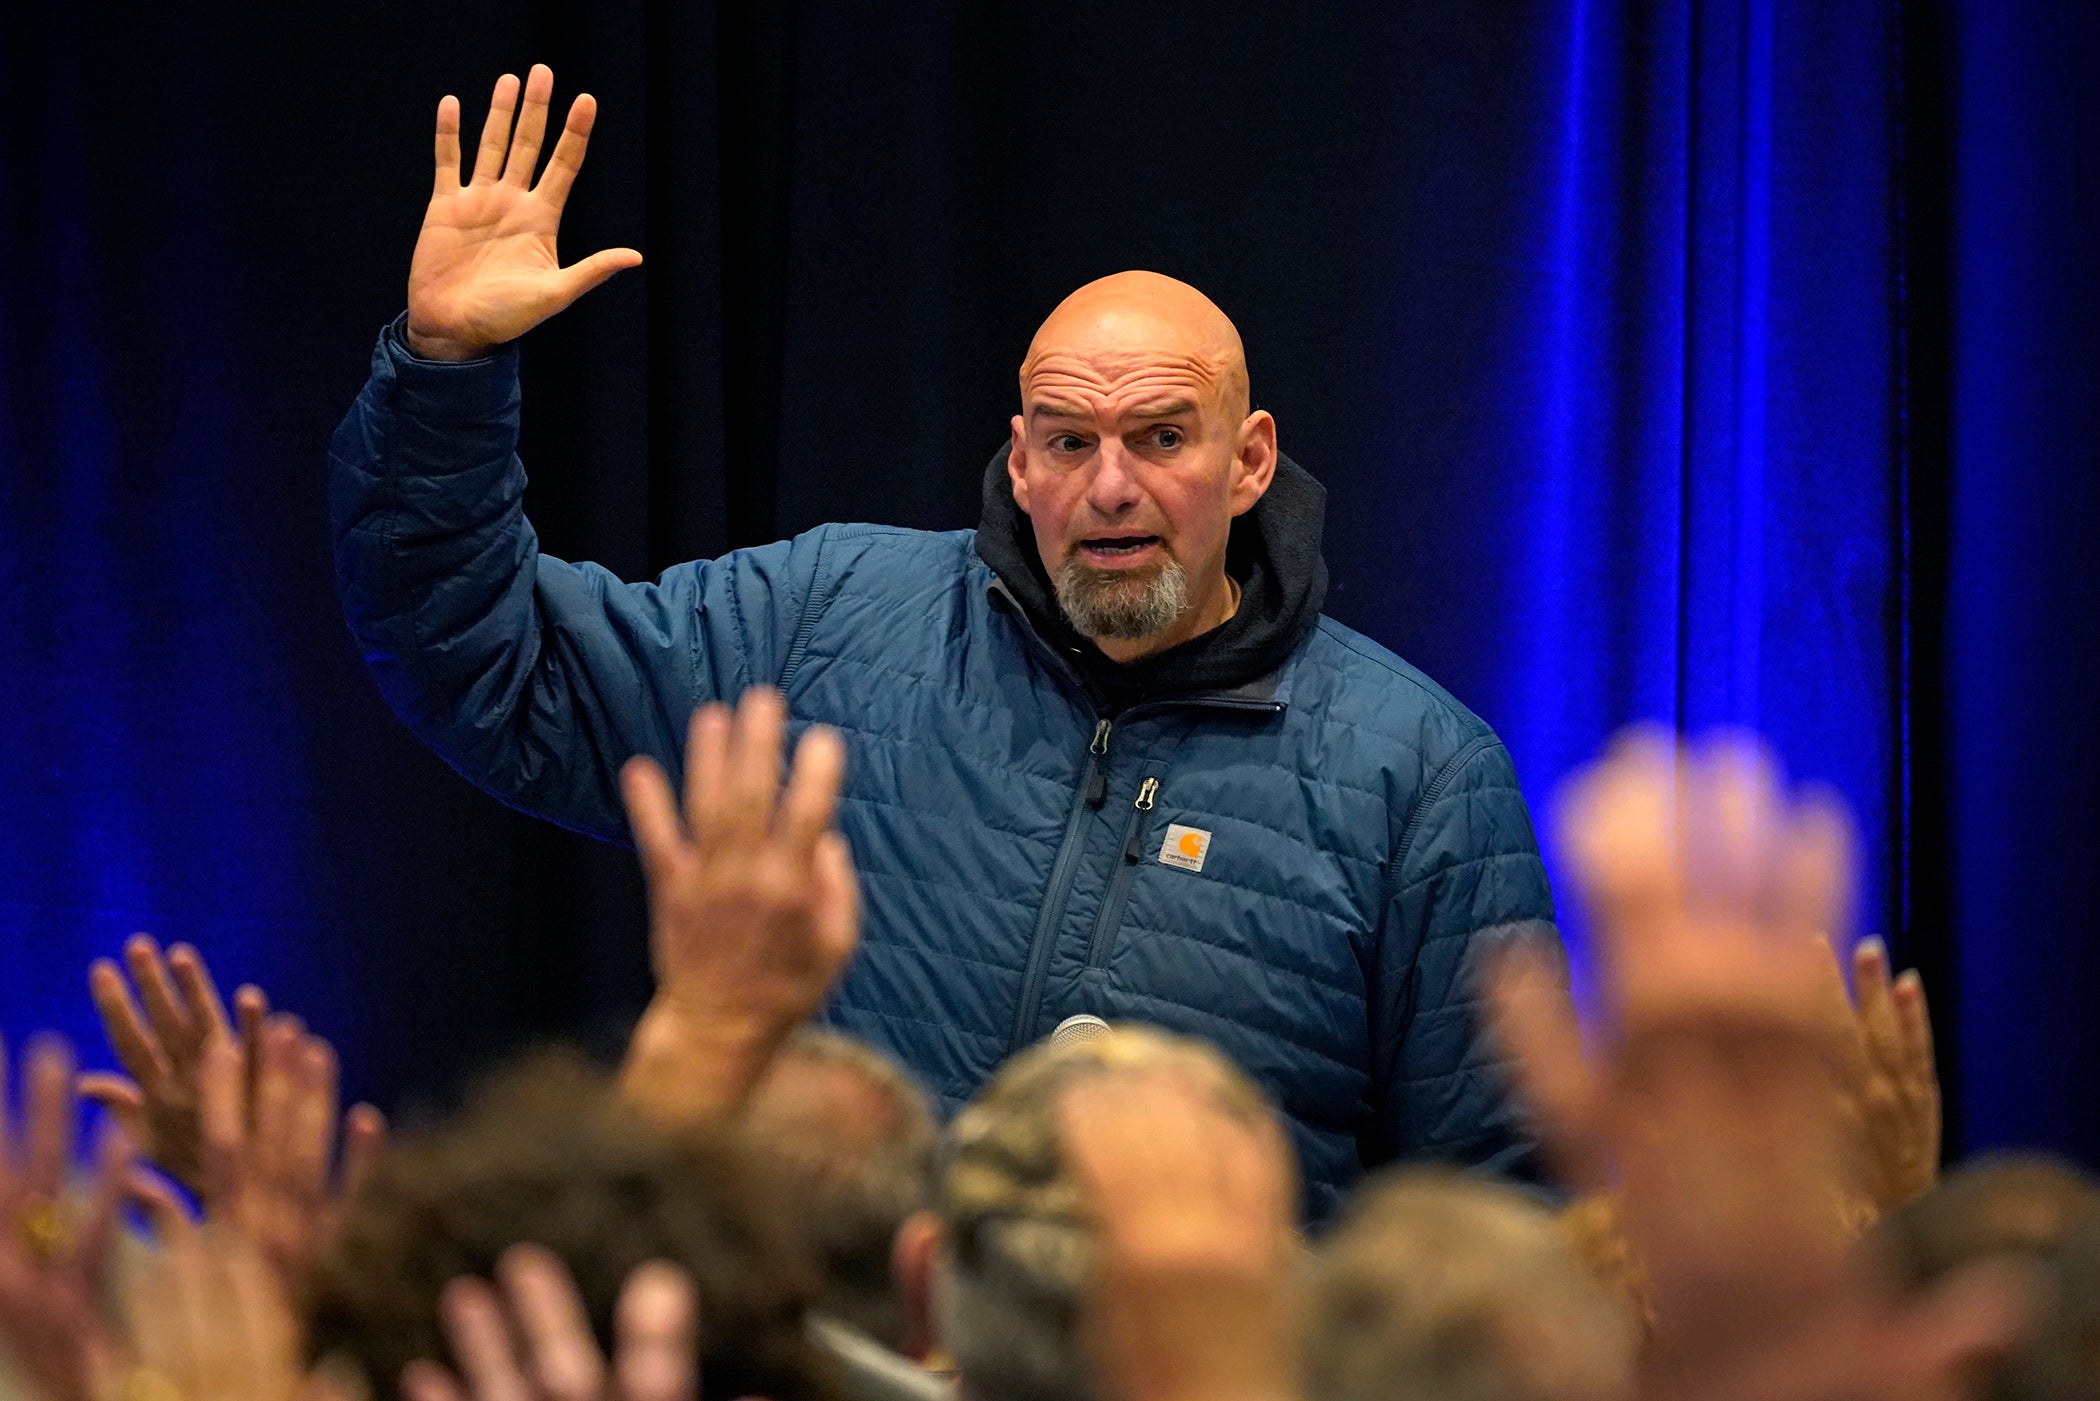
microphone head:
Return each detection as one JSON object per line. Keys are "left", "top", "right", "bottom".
{"left": 1050, "top": 1013, "right": 1112, "bottom": 1048}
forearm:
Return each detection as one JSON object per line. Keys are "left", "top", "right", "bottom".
{"left": 617, "top": 999, "right": 786, "bottom": 1129}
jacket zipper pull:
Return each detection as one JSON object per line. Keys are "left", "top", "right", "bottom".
{"left": 1085, "top": 720, "right": 1114, "bottom": 807}
{"left": 1125, "top": 778, "right": 1160, "bottom": 860}
{"left": 1087, "top": 770, "right": 1108, "bottom": 807}
{"left": 1090, "top": 719, "right": 1112, "bottom": 754}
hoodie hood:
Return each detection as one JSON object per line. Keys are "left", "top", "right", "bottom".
{"left": 972, "top": 442, "right": 1330, "bottom": 700}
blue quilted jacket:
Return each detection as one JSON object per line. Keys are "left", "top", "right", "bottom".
{"left": 331, "top": 325, "right": 1559, "bottom": 1218}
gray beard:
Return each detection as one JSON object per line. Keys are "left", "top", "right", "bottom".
{"left": 1053, "top": 555, "right": 1190, "bottom": 641}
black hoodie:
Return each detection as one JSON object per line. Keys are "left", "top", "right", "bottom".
{"left": 972, "top": 443, "right": 1331, "bottom": 708}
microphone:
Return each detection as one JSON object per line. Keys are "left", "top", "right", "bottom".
{"left": 1051, "top": 1013, "right": 1112, "bottom": 1047}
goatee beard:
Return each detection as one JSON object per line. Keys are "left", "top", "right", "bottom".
{"left": 1054, "top": 555, "right": 1190, "bottom": 641}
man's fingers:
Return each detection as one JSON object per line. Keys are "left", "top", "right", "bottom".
{"left": 1484, "top": 944, "right": 1606, "bottom": 1187}
{"left": 684, "top": 703, "right": 734, "bottom": 847}
{"left": 72, "top": 1117, "right": 134, "bottom": 1279}
{"left": 439, "top": 1275, "right": 536, "bottom": 1401}
{"left": 1852, "top": 937, "right": 1903, "bottom": 1069}
{"left": 235, "top": 983, "right": 269, "bottom": 1127}
{"left": 338, "top": 1103, "right": 388, "bottom": 1207}
{"left": 287, "top": 1036, "right": 342, "bottom": 1199}
{"left": 614, "top": 1260, "right": 700, "bottom": 1401}
{"left": 89, "top": 955, "right": 170, "bottom": 1085}
{"left": 75, "top": 1071, "right": 146, "bottom": 1116}
{"left": 470, "top": 72, "right": 522, "bottom": 185}
{"left": 503, "top": 63, "right": 555, "bottom": 189}
{"left": 498, "top": 1244, "right": 607, "bottom": 1401}
{"left": 726, "top": 688, "right": 788, "bottom": 833}
{"left": 1893, "top": 969, "right": 1939, "bottom": 1083}
{"left": 126, "top": 933, "right": 199, "bottom": 1057}
{"left": 552, "top": 246, "right": 645, "bottom": 311}
{"left": 167, "top": 943, "right": 233, "bottom": 1042}
{"left": 534, "top": 92, "right": 600, "bottom": 209}
{"left": 433, "top": 94, "right": 463, "bottom": 195}
{"left": 126, "top": 1164, "right": 199, "bottom": 1239}
{"left": 196, "top": 1035, "right": 246, "bottom": 1209}
{"left": 812, "top": 832, "right": 863, "bottom": 970}
{"left": 778, "top": 724, "right": 847, "bottom": 861}
{"left": 401, "top": 1360, "right": 471, "bottom": 1401}
{"left": 622, "top": 755, "right": 688, "bottom": 881}
{"left": 18, "top": 1036, "right": 76, "bottom": 1205}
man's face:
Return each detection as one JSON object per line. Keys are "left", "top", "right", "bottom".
{"left": 1007, "top": 302, "right": 1273, "bottom": 653}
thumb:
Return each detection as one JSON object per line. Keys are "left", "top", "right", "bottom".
{"left": 554, "top": 246, "right": 643, "bottom": 307}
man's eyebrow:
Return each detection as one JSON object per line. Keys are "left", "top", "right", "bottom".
{"left": 1026, "top": 401, "right": 1090, "bottom": 421}
{"left": 1127, "top": 399, "right": 1197, "bottom": 420}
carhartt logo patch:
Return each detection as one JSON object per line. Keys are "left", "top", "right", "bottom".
{"left": 1158, "top": 824, "right": 1212, "bottom": 873}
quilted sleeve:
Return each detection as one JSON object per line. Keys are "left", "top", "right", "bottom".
{"left": 1370, "top": 734, "right": 1560, "bottom": 1176}
{"left": 328, "top": 320, "right": 830, "bottom": 842}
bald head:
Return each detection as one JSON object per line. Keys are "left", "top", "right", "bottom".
{"left": 1020, "top": 271, "right": 1250, "bottom": 422}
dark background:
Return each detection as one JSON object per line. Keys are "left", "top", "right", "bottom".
{"left": 2, "top": 2, "right": 2095, "bottom": 1163}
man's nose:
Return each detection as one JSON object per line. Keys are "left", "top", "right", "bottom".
{"left": 1085, "top": 440, "right": 1144, "bottom": 516}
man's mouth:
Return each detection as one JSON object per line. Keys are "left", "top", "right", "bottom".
{"left": 1077, "top": 535, "right": 1163, "bottom": 566}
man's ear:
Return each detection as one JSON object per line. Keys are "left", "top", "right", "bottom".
{"left": 1007, "top": 414, "right": 1032, "bottom": 513}
{"left": 890, "top": 1209, "right": 945, "bottom": 1363}
{"left": 1228, "top": 409, "right": 1279, "bottom": 516}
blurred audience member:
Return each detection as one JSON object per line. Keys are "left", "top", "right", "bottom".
{"left": 894, "top": 1024, "right": 1282, "bottom": 1401}
{"left": 1870, "top": 1157, "right": 2100, "bottom": 1401}
{"left": 1490, "top": 729, "right": 2033, "bottom": 1401}
{"left": 307, "top": 1048, "right": 835, "bottom": 1401}
{"left": 1057, "top": 1058, "right": 1301, "bottom": 1401}
{"left": 1307, "top": 1168, "right": 1635, "bottom": 1401}
{"left": 741, "top": 1028, "right": 938, "bottom": 1353}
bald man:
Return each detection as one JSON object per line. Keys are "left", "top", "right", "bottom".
{"left": 332, "top": 68, "right": 1559, "bottom": 1216}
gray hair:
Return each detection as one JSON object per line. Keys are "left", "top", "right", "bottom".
{"left": 933, "top": 1024, "right": 1276, "bottom": 1401}
{"left": 1307, "top": 1169, "right": 1636, "bottom": 1401}
{"left": 1054, "top": 556, "right": 1189, "bottom": 640}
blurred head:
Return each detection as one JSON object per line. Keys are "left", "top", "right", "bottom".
{"left": 307, "top": 1048, "right": 833, "bottom": 1401}
{"left": 1007, "top": 271, "right": 1277, "bottom": 659}
{"left": 739, "top": 1028, "right": 939, "bottom": 1352}
{"left": 1306, "top": 1169, "right": 1637, "bottom": 1401}
{"left": 1870, "top": 1155, "right": 2100, "bottom": 1401}
{"left": 898, "top": 1024, "right": 1275, "bottom": 1401}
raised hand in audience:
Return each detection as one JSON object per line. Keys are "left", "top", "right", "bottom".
{"left": 619, "top": 687, "right": 858, "bottom": 1124}
{"left": 190, "top": 1013, "right": 387, "bottom": 1288}
{"left": 79, "top": 933, "right": 266, "bottom": 1191}
{"left": 1057, "top": 1067, "right": 1302, "bottom": 1401}
{"left": 406, "top": 63, "right": 643, "bottom": 362}
{"left": 0, "top": 1034, "right": 132, "bottom": 1401}
{"left": 1490, "top": 730, "right": 2027, "bottom": 1401}
{"left": 120, "top": 1219, "right": 341, "bottom": 1401}
{"left": 1827, "top": 938, "right": 1941, "bottom": 1213}
{"left": 400, "top": 1245, "right": 699, "bottom": 1401}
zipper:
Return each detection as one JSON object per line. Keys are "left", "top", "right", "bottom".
{"left": 1007, "top": 719, "right": 1114, "bottom": 1052}
{"left": 1084, "top": 777, "right": 1158, "bottom": 969}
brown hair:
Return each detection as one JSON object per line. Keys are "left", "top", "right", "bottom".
{"left": 307, "top": 1047, "right": 835, "bottom": 1401}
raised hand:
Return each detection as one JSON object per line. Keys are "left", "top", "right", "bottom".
{"left": 1489, "top": 730, "right": 2027, "bottom": 1401}
{"left": 80, "top": 933, "right": 266, "bottom": 1191}
{"left": 1057, "top": 1067, "right": 1301, "bottom": 1401}
{"left": 619, "top": 688, "right": 859, "bottom": 1123}
{"left": 121, "top": 1223, "right": 339, "bottom": 1401}
{"left": 1834, "top": 938, "right": 1941, "bottom": 1212}
{"left": 400, "top": 1245, "right": 699, "bottom": 1401}
{"left": 405, "top": 64, "right": 643, "bottom": 361}
{"left": 194, "top": 1014, "right": 387, "bottom": 1289}
{"left": 0, "top": 1035, "right": 133, "bottom": 1401}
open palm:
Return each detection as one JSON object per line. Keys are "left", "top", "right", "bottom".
{"left": 405, "top": 65, "right": 640, "bottom": 361}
